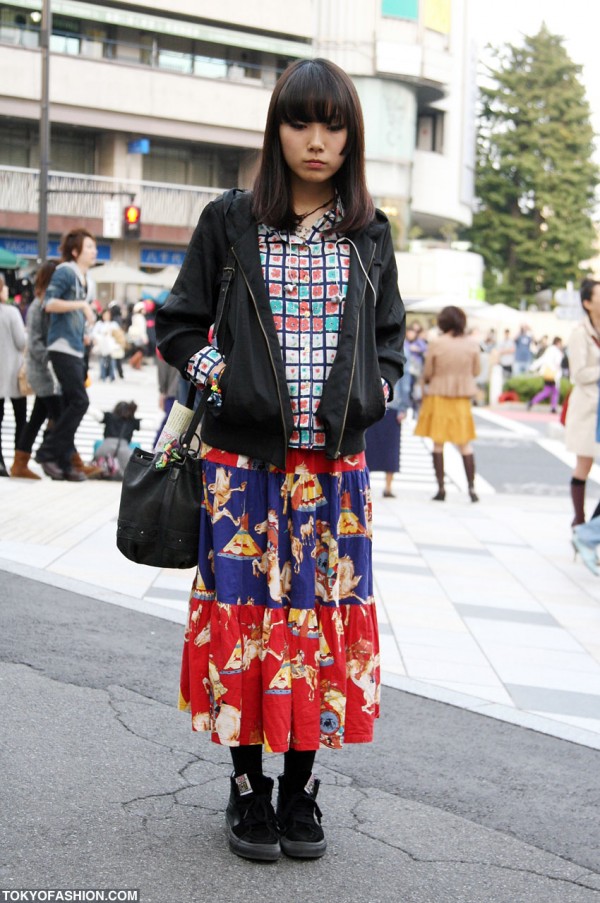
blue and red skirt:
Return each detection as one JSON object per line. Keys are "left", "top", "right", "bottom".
{"left": 178, "top": 444, "right": 380, "bottom": 753}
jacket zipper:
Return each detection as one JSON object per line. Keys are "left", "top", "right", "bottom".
{"left": 214, "top": 262, "right": 235, "bottom": 341}
{"left": 232, "top": 248, "right": 288, "bottom": 450}
{"left": 334, "top": 245, "right": 376, "bottom": 458}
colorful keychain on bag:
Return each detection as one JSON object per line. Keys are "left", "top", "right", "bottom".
{"left": 155, "top": 438, "right": 183, "bottom": 469}
{"left": 206, "top": 372, "right": 223, "bottom": 409}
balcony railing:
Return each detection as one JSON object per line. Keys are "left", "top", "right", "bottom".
{"left": 0, "top": 27, "right": 283, "bottom": 87}
{"left": 0, "top": 165, "right": 223, "bottom": 229}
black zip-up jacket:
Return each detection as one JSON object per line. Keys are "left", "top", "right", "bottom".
{"left": 156, "top": 189, "right": 405, "bottom": 470}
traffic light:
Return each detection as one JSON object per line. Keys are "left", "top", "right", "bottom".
{"left": 123, "top": 204, "right": 141, "bottom": 238}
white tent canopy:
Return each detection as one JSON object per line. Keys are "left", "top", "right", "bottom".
{"left": 91, "top": 262, "right": 168, "bottom": 286}
{"left": 404, "top": 295, "right": 490, "bottom": 315}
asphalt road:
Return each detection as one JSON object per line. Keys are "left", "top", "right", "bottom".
{"left": 2, "top": 570, "right": 600, "bottom": 902}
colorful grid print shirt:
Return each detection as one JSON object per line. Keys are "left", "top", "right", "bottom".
{"left": 187, "top": 204, "right": 350, "bottom": 449}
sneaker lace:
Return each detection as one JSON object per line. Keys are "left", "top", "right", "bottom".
{"left": 281, "top": 791, "right": 323, "bottom": 830}
{"left": 239, "top": 794, "right": 279, "bottom": 842}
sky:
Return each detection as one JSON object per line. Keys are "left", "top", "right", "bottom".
{"left": 469, "top": 0, "right": 600, "bottom": 139}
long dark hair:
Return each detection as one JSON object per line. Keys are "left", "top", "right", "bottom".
{"left": 252, "top": 58, "right": 375, "bottom": 235}
{"left": 34, "top": 261, "right": 57, "bottom": 298}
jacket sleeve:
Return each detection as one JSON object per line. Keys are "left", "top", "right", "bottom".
{"left": 10, "top": 307, "right": 26, "bottom": 352}
{"left": 568, "top": 326, "right": 600, "bottom": 387}
{"left": 375, "top": 223, "right": 406, "bottom": 393}
{"left": 155, "top": 198, "right": 227, "bottom": 373}
{"left": 27, "top": 302, "right": 47, "bottom": 362}
{"left": 422, "top": 343, "right": 434, "bottom": 383}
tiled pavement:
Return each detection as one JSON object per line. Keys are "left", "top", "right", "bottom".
{"left": 1, "top": 360, "right": 600, "bottom": 750}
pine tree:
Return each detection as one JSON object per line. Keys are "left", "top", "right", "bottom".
{"left": 469, "top": 25, "right": 598, "bottom": 306}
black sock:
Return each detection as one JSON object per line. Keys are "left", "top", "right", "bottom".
{"left": 230, "top": 744, "right": 263, "bottom": 779}
{"left": 283, "top": 749, "right": 316, "bottom": 791}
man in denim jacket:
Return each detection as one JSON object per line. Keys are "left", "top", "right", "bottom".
{"left": 35, "top": 228, "right": 97, "bottom": 481}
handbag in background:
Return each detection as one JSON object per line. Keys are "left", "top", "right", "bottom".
{"left": 116, "top": 386, "right": 205, "bottom": 569}
{"left": 18, "top": 359, "right": 34, "bottom": 396}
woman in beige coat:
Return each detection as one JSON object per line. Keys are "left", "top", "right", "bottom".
{"left": 564, "top": 279, "right": 600, "bottom": 526}
{"left": 414, "top": 305, "right": 481, "bottom": 502}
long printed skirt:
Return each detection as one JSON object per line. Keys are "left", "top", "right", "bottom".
{"left": 178, "top": 444, "right": 380, "bottom": 753}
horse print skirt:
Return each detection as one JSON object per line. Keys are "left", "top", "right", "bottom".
{"left": 178, "top": 444, "right": 381, "bottom": 753}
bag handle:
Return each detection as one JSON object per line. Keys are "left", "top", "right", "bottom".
{"left": 180, "top": 384, "right": 208, "bottom": 452}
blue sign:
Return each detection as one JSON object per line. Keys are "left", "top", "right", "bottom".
{"left": 140, "top": 248, "right": 185, "bottom": 267}
{"left": 0, "top": 237, "right": 111, "bottom": 261}
{"left": 128, "top": 139, "right": 150, "bottom": 155}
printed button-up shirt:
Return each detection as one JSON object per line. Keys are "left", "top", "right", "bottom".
{"left": 258, "top": 205, "right": 349, "bottom": 448}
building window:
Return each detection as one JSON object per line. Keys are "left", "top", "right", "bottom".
{"left": 143, "top": 141, "right": 241, "bottom": 189}
{"left": 0, "top": 6, "right": 39, "bottom": 47}
{"left": 382, "top": 0, "right": 419, "bottom": 20}
{"left": 51, "top": 129, "right": 97, "bottom": 174}
{"left": 417, "top": 111, "right": 444, "bottom": 153}
{"left": 0, "top": 122, "right": 35, "bottom": 167}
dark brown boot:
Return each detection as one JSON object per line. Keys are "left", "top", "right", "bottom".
{"left": 432, "top": 451, "right": 445, "bottom": 500}
{"left": 570, "top": 478, "right": 586, "bottom": 527}
{"left": 10, "top": 450, "right": 41, "bottom": 480}
{"left": 462, "top": 453, "right": 479, "bottom": 502}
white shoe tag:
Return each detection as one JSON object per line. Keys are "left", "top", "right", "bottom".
{"left": 236, "top": 773, "right": 253, "bottom": 796}
{"left": 304, "top": 773, "right": 316, "bottom": 796}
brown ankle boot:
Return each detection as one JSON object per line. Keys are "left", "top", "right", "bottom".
{"left": 129, "top": 350, "right": 143, "bottom": 369}
{"left": 71, "top": 452, "right": 103, "bottom": 479}
{"left": 10, "top": 450, "right": 41, "bottom": 480}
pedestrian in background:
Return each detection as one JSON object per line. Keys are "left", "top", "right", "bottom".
{"left": 156, "top": 57, "right": 405, "bottom": 863}
{"left": 527, "top": 337, "right": 564, "bottom": 413}
{"left": 0, "top": 274, "right": 26, "bottom": 477}
{"left": 153, "top": 348, "right": 181, "bottom": 448}
{"left": 513, "top": 324, "right": 535, "bottom": 375}
{"left": 497, "top": 328, "right": 515, "bottom": 380}
{"left": 564, "top": 278, "right": 600, "bottom": 526}
{"left": 414, "top": 305, "right": 481, "bottom": 502}
{"left": 34, "top": 228, "right": 97, "bottom": 481}
{"left": 365, "top": 370, "right": 410, "bottom": 498}
{"left": 92, "top": 308, "right": 119, "bottom": 382}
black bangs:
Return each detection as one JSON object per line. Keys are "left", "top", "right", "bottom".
{"left": 275, "top": 61, "right": 352, "bottom": 127}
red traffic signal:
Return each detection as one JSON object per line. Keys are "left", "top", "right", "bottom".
{"left": 123, "top": 204, "right": 141, "bottom": 238}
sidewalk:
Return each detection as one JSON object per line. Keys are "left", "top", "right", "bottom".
{"left": 1, "top": 361, "right": 600, "bottom": 751}
{"left": 3, "top": 568, "right": 600, "bottom": 902}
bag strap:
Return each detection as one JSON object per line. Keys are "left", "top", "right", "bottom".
{"left": 180, "top": 384, "right": 207, "bottom": 452}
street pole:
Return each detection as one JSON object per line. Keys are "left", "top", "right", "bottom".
{"left": 38, "top": 0, "right": 51, "bottom": 263}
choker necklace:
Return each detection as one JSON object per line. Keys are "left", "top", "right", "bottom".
{"left": 296, "top": 196, "right": 335, "bottom": 222}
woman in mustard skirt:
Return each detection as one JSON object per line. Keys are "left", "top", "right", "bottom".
{"left": 414, "top": 306, "right": 481, "bottom": 501}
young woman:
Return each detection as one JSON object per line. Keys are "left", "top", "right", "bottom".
{"left": 564, "top": 279, "right": 600, "bottom": 526}
{"left": 156, "top": 58, "right": 405, "bottom": 863}
{"left": 414, "top": 305, "right": 481, "bottom": 502}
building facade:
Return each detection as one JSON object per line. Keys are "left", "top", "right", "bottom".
{"left": 0, "top": 0, "right": 475, "bottom": 291}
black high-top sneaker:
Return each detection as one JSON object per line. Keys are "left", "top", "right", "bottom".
{"left": 276, "top": 773, "right": 327, "bottom": 858}
{"left": 225, "top": 773, "right": 280, "bottom": 861}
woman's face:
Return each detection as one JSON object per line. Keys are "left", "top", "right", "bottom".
{"left": 279, "top": 120, "right": 347, "bottom": 192}
{"left": 584, "top": 284, "right": 600, "bottom": 326}
{"left": 0, "top": 282, "right": 8, "bottom": 303}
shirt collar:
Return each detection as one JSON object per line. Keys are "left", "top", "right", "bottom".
{"left": 260, "top": 195, "right": 344, "bottom": 244}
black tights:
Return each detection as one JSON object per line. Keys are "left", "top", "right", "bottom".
{"left": 230, "top": 745, "right": 316, "bottom": 784}
{"left": 0, "top": 397, "right": 27, "bottom": 461}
